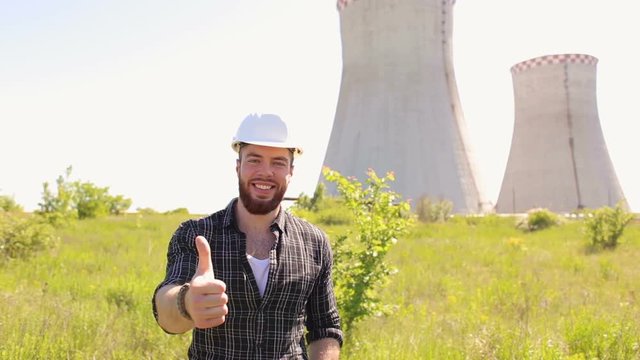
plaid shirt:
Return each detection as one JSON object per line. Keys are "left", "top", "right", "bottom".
{"left": 153, "top": 199, "right": 343, "bottom": 359}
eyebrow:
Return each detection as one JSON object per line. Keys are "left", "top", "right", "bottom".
{"left": 244, "top": 152, "right": 290, "bottom": 163}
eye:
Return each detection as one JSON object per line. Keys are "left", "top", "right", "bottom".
{"left": 273, "top": 160, "right": 288, "bottom": 168}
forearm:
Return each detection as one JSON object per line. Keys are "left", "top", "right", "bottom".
{"left": 154, "top": 284, "right": 194, "bottom": 334}
{"left": 309, "top": 338, "right": 340, "bottom": 360}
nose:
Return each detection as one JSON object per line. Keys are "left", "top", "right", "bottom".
{"left": 255, "top": 162, "right": 275, "bottom": 178}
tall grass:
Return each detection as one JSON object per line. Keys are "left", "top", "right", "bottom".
{"left": 0, "top": 213, "right": 192, "bottom": 359}
{"left": 342, "top": 216, "right": 640, "bottom": 359}
{"left": 1, "top": 214, "right": 639, "bottom": 359}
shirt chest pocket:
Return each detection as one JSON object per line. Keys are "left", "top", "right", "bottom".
{"left": 272, "top": 263, "right": 320, "bottom": 314}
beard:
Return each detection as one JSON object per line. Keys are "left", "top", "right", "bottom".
{"left": 238, "top": 178, "right": 287, "bottom": 215}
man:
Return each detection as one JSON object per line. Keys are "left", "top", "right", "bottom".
{"left": 153, "top": 113, "right": 342, "bottom": 359}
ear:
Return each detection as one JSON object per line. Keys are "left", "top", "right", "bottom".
{"left": 236, "top": 159, "right": 240, "bottom": 176}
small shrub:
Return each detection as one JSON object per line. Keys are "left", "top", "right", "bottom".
{"left": 136, "top": 207, "right": 158, "bottom": 215}
{"left": 37, "top": 166, "right": 132, "bottom": 223}
{"left": 0, "top": 195, "right": 24, "bottom": 212}
{"left": 517, "top": 208, "right": 559, "bottom": 232}
{"left": 294, "top": 183, "right": 326, "bottom": 212}
{"left": 0, "top": 212, "right": 58, "bottom": 262}
{"left": 290, "top": 184, "right": 353, "bottom": 226}
{"left": 36, "top": 167, "right": 77, "bottom": 226}
{"left": 584, "top": 203, "right": 633, "bottom": 250}
{"left": 323, "top": 167, "right": 414, "bottom": 333}
{"left": 109, "top": 195, "right": 133, "bottom": 216}
{"left": 164, "top": 208, "right": 189, "bottom": 215}
{"left": 415, "top": 196, "right": 453, "bottom": 223}
{"left": 74, "top": 182, "right": 111, "bottom": 219}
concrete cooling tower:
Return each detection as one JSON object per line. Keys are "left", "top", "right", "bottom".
{"left": 496, "top": 54, "right": 627, "bottom": 213}
{"left": 323, "top": 0, "right": 483, "bottom": 213}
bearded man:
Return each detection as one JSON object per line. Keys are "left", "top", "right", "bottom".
{"left": 152, "top": 114, "right": 342, "bottom": 359}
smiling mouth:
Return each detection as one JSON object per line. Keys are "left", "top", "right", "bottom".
{"left": 254, "top": 183, "right": 274, "bottom": 190}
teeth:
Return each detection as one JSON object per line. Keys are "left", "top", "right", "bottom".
{"left": 255, "top": 184, "right": 272, "bottom": 190}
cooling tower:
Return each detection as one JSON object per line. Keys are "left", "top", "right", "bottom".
{"left": 323, "top": 0, "right": 483, "bottom": 213}
{"left": 496, "top": 54, "right": 627, "bottom": 213}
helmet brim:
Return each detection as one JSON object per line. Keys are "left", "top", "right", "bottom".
{"left": 231, "top": 140, "right": 303, "bottom": 157}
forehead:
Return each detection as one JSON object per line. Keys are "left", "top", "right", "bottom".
{"left": 240, "top": 144, "right": 292, "bottom": 159}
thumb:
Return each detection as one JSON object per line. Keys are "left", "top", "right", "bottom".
{"left": 195, "top": 236, "right": 215, "bottom": 278}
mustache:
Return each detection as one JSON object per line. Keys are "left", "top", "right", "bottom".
{"left": 249, "top": 177, "right": 274, "bottom": 182}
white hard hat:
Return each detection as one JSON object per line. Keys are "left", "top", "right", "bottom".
{"left": 231, "top": 113, "right": 303, "bottom": 157}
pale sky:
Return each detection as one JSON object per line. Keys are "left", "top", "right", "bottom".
{"left": 1, "top": 0, "right": 638, "bottom": 214}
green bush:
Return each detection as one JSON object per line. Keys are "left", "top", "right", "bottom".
{"left": 0, "top": 195, "right": 23, "bottom": 212}
{"left": 584, "top": 203, "right": 633, "bottom": 250}
{"left": 74, "top": 182, "right": 111, "bottom": 219}
{"left": 36, "top": 166, "right": 132, "bottom": 223}
{"left": 415, "top": 196, "right": 453, "bottom": 223}
{"left": 322, "top": 167, "right": 414, "bottom": 333}
{"left": 294, "top": 182, "right": 326, "bottom": 212}
{"left": 163, "top": 207, "right": 189, "bottom": 215}
{"left": 37, "top": 167, "right": 77, "bottom": 226}
{"left": 109, "top": 195, "right": 133, "bottom": 216}
{"left": 0, "top": 212, "right": 57, "bottom": 263}
{"left": 136, "top": 207, "right": 158, "bottom": 215}
{"left": 290, "top": 184, "right": 353, "bottom": 226}
{"left": 518, "top": 208, "right": 559, "bottom": 232}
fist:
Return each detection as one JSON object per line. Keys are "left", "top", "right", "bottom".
{"left": 186, "top": 236, "right": 228, "bottom": 329}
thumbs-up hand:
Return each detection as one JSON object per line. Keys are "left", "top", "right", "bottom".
{"left": 186, "top": 236, "right": 228, "bottom": 329}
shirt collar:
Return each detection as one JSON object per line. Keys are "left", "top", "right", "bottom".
{"left": 271, "top": 205, "right": 286, "bottom": 235}
{"left": 222, "top": 198, "right": 237, "bottom": 228}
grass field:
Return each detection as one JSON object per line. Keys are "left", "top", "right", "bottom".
{"left": 1, "top": 213, "right": 639, "bottom": 359}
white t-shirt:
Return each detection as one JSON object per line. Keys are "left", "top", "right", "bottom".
{"left": 247, "top": 255, "right": 270, "bottom": 297}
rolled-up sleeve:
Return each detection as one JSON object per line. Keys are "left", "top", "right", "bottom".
{"left": 304, "top": 235, "right": 343, "bottom": 346}
{"left": 151, "top": 220, "right": 198, "bottom": 322}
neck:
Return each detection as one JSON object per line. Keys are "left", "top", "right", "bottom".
{"left": 235, "top": 198, "right": 280, "bottom": 234}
